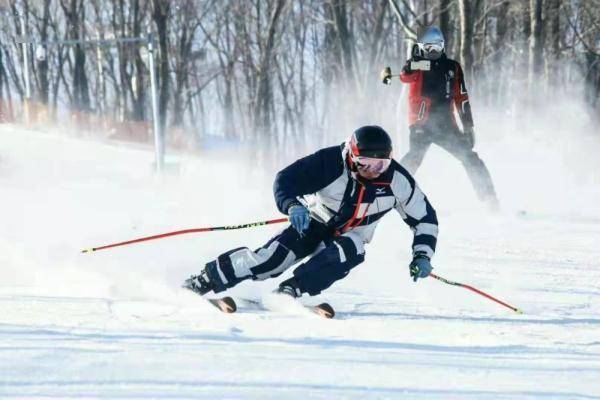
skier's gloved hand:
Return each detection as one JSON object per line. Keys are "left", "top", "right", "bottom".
{"left": 409, "top": 252, "right": 432, "bottom": 282}
{"left": 288, "top": 203, "right": 311, "bottom": 234}
{"left": 463, "top": 126, "right": 476, "bottom": 149}
{"left": 381, "top": 67, "right": 392, "bottom": 84}
{"left": 402, "top": 60, "right": 413, "bottom": 74}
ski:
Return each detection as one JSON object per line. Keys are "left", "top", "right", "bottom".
{"left": 183, "top": 277, "right": 237, "bottom": 314}
{"left": 184, "top": 282, "right": 332, "bottom": 317}
{"left": 207, "top": 296, "right": 237, "bottom": 314}
{"left": 312, "top": 302, "right": 335, "bottom": 319}
{"left": 239, "top": 298, "right": 335, "bottom": 319}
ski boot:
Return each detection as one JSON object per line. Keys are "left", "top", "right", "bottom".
{"left": 276, "top": 277, "right": 302, "bottom": 299}
{"left": 276, "top": 278, "right": 335, "bottom": 318}
{"left": 183, "top": 269, "right": 214, "bottom": 296}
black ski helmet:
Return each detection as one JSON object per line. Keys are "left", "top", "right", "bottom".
{"left": 349, "top": 125, "right": 392, "bottom": 159}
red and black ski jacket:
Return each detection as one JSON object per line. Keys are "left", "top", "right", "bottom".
{"left": 399, "top": 54, "right": 474, "bottom": 130}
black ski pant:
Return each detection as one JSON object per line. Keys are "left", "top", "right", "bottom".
{"left": 205, "top": 220, "right": 365, "bottom": 296}
{"left": 400, "top": 124, "right": 498, "bottom": 203}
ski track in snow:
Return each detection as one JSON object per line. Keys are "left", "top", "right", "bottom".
{"left": 1, "top": 125, "right": 600, "bottom": 399}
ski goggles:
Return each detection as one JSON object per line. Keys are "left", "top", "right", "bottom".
{"left": 354, "top": 156, "right": 392, "bottom": 174}
{"left": 422, "top": 42, "right": 444, "bottom": 54}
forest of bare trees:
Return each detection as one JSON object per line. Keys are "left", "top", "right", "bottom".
{"left": 0, "top": 0, "right": 598, "bottom": 156}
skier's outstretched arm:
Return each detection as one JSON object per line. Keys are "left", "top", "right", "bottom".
{"left": 399, "top": 60, "right": 418, "bottom": 83}
{"left": 395, "top": 183, "right": 438, "bottom": 258}
{"left": 391, "top": 165, "right": 438, "bottom": 280}
{"left": 399, "top": 44, "right": 421, "bottom": 83}
{"left": 273, "top": 147, "right": 342, "bottom": 215}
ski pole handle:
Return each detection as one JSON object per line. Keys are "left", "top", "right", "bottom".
{"left": 82, "top": 217, "right": 289, "bottom": 254}
{"left": 429, "top": 273, "right": 523, "bottom": 314}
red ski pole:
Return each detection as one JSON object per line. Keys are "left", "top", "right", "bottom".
{"left": 429, "top": 273, "right": 523, "bottom": 314}
{"left": 81, "top": 217, "right": 289, "bottom": 254}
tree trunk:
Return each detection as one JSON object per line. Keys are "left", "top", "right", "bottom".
{"left": 153, "top": 0, "right": 170, "bottom": 132}
{"left": 131, "top": 0, "right": 146, "bottom": 121}
{"left": 36, "top": 0, "right": 51, "bottom": 105}
{"left": 223, "top": 60, "right": 235, "bottom": 139}
{"left": 322, "top": 2, "right": 341, "bottom": 84}
{"left": 332, "top": 0, "right": 353, "bottom": 80}
{"left": 61, "top": 0, "right": 90, "bottom": 111}
{"left": 472, "top": 0, "right": 485, "bottom": 76}
{"left": 0, "top": 48, "right": 5, "bottom": 121}
{"left": 254, "top": 0, "right": 286, "bottom": 136}
{"left": 458, "top": 0, "right": 473, "bottom": 74}
{"left": 583, "top": 51, "right": 600, "bottom": 124}
{"left": 439, "top": 0, "right": 452, "bottom": 42}
{"left": 495, "top": 1, "right": 510, "bottom": 58}
{"left": 545, "top": 0, "right": 560, "bottom": 84}
{"left": 171, "top": 1, "right": 197, "bottom": 128}
{"left": 529, "top": 0, "right": 543, "bottom": 89}
{"left": 365, "top": 2, "right": 387, "bottom": 83}
{"left": 493, "top": 0, "right": 510, "bottom": 105}
{"left": 171, "top": 24, "right": 188, "bottom": 127}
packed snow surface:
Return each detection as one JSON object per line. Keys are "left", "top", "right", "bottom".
{"left": 1, "top": 122, "right": 599, "bottom": 399}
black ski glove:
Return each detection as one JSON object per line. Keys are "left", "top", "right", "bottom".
{"left": 409, "top": 252, "right": 433, "bottom": 282}
{"left": 411, "top": 43, "right": 422, "bottom": 59}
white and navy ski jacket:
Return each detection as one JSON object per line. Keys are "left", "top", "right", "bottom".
{"left": 274, "top": 144, "right": 438, "bottom": 258}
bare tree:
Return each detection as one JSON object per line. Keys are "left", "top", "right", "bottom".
{"left": 0, "top": 0, "right": 597, "bottom": 147}
{"left": 458, "top": 0, "right": 474, "bottom": 74}
{"left": 564, "top": 1, "right": 600, "bottom": 122}
{"left": 30, "top": 0, "right": 50, "bottom": 105}
{"left": 60, "top": 0, "right": 90, "bottom": 111}
{"left": 152, "top": 0, "right": 170, "bottom": 131}
{"left": 253, "top": 0, "right": 287, "bottom": 139}
{"left": 492, "top": 0, "right": 510, "bottom": 105}
{"left": 545, "top": 0, "right": 561, "bottom": 83}
{"left": 438, "top": 0, "right": 452, "bottom": 40}
{"left": 528, "top": 0, "right": 543, "bottom": 89}
{"left": 199, "top": 1, "right": 242, "bottom": 139}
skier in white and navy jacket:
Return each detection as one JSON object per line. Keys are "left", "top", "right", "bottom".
{"left": 185, "top": 126, "right": 438, "bottom": 298}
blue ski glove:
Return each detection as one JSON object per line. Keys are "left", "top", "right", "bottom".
{"left": 409, "top": 252, "right": 433, "bottom": 282}
{"left": 288, "top": 204, "right": 310, "bottom": 234}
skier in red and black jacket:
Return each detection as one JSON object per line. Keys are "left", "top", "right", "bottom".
{"left": 383, "top": 26, "right": 498, "bottom": 208}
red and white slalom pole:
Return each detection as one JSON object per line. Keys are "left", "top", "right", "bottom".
{"left": 429, "top": 273, "right": 523, "bottom": 314}
{"left": 81, "top": 217, "right": 289, "bottom": 254}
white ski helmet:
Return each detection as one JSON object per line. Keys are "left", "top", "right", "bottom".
{"left": 418, "top": 26, "right": 445, "bottom": 60}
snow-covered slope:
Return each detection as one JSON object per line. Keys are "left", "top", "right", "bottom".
{"left": 1, "top": 123, "right": 599, "bottom": 399}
